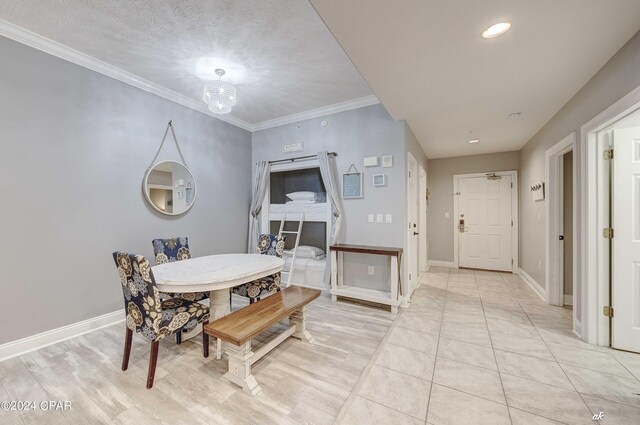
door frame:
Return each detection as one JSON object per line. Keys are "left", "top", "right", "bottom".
{"left": 405, "top": 152, "right": 420, "bottom": 300}
{"left": 545, "top": 133, "right": 577, "bottom": 308}
{"left": 452, "top": 170, "right": 519, "bottom": 273}
{"left": 580, "top": 83, "right": 640, "bottom": 346}
{"left": 419, "top": 165, "right": 428, "bottom": 274}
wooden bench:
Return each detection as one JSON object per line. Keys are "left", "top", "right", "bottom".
{"left": 204, "top": 286, "right": 320, "bottom": 395}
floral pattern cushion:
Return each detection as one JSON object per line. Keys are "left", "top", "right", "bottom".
{"left": 233, "top": 234, "right": 285, "bottom": 302}
{"left": 257, "top": 234, "right": 286, "bottom": 257}
{"left": 151, "top": 237, "right": 208, "bottom": 302}
{"left": 231, "top": 272, "right": 281, "bottom": 302}
{"left": 112, "top": 252, "right": 210, "bottom": 342}
{"left": 152, "top": 237, "right": 191, "bottom": 264}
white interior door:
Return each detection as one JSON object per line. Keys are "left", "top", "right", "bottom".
{"left": 407, "top": 154, "right": 419, "bottom": 294}
{"left": 419, "top": 166, "right": 428, "bottom": 272}
{"left": 612, "top": 127, "right": 640, "bottom": 352}
{"left": 458, "top": 175, "right": 513, "bottom": 271}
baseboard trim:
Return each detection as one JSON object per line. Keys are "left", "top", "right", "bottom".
{"left": 563, "top": 295, "right": 574, "bottom": 306}
{"left": 0, "top": 309, "right": 124, "bottom": 362}
{"left": 428, "top": 260, "right": 455, "bottom": 268}
{"left": 518, "top": 268, "right": 546, "bottom": 301}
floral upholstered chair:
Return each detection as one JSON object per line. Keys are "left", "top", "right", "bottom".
{"left": 113, "top": 251, "right": 210, "bottom": 389}
{"left": 152, "top": 237, "right": 209, "bottom": 302}
{"left": 232, "top": 234, "right": 285, "bottom": 304}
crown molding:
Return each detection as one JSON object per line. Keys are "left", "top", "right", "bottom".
{"left": 0, "top": 18, "right": 253, "bottom": 131}
{"left": 250, "top": 95, "right": 380, "bottom": 131}
{"left": 0, "top": 19, "right": 380, "bottom": 133}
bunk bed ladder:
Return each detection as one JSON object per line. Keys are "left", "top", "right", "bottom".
{"left": 278, "top": 213, "right": 305, "bottom": 287}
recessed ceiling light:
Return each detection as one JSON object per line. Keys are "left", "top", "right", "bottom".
{"left": 468, "top": 139, "right": 480, "bottom": 144}
{"left": 482, "top": 22, "right": 511, "bottom": 39}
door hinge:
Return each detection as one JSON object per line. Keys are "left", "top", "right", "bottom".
{"left": 603, "top": 306, "right": 614, "bottom": 318}
{"left": 511, "top": 182, "right": 513, "bottom": 189}
{"left": 511, "top": 259, "right": 513, "bottom": 265}
{"left": 511, "top": 220, "right": 513, "bottom": 227}
{"left": 603, "top": 149, "right": 614, "bottom": 160}
{"left": 603, "top": 228, "right": 614, "bottom": 239}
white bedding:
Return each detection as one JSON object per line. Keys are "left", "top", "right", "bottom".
{"left": 282, "top": 256, "right": 327, "bottom": 289}
{"left": 270, "top": 202, "right": 327, "bottom": 215}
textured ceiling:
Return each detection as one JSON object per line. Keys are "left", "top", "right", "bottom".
{"left": 0, "top": 0, "right": 373, "bottom": 125}
{"left": 311, "top": 0, "right": 640, "bottom": 158}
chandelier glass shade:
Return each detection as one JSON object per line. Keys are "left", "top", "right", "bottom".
{"left": 203, "top": 69, "right": 236, "bottom": 114}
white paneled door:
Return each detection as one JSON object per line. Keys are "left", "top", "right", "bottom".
{"left": 457, "top": 175, "right": 513, "bottom": 272}
{"left": 612, "top": 127, "right": 640, "bottom": 352}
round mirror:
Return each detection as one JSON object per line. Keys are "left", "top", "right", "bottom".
{"left": 143, "top": 161, "right": 196, "bottom": 215}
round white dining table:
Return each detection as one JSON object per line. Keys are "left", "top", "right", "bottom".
{"left": 152, "top": 253, "right": 284, "bottom": 359}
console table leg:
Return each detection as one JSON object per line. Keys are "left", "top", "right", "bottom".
{"left": 290, "top": 306, "right": 315, "bottom": 343}
{"left": 223, "top": 342, "right": 261, "bottom": 396}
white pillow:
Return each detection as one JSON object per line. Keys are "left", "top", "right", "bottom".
{"left": 286, "top": 191, "right": 317, "bottom": 201}
{"left": 295, "top": 245, "right": 326, "bottom": 259}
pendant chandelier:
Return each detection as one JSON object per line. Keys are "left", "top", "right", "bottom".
{"left": 203, "top": 69, "right": 236, "bottom": 114}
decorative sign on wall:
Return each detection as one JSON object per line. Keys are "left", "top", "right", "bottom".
{"left": 343, "top": 164, "right": 363, "bottom": 199}
{"left": 530, "top": 181, "right": 545, "bottom": 201}
{"left": 363, "top": 156, "right": 379, "bottom": 167}
{"left": 382, "top": 155, "right": 393, "bottom": 168}
{"left": 283, "top": 142, "right": 304, "bottom": 153}
{"left": 372, "top": 174, "right": 387, "bottom": 187}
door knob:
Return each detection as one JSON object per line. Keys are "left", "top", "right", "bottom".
{"left": 559, "top": 235, "right": 564, "bottom": 240}
{"left": 413, "top": 231, "right": 419, "bottom": 236}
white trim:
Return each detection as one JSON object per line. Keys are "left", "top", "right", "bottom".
{"left": 0, "top": 310, "right": 124, "bottom": 362}
{"left": 0, "top": 19, "right": 380, "bottom": 133}
{"left": 564, "top": 295, "right": 574, "bottom": 306}
{"left": 518, "top": 268, "right": 546, "bottom": 301}
{"left": 545, "top": 133, "right": 576, "bottom": 307}
{"left": 405, "top": 152, "right": 419, "bottom": 302}
{"left": 453, "top": 171, "right": 519, "bottom": 273}
{"left": 428, "top": 260, "right": 455, "bottom": 268}
{"left": 251, "top": 95, "right": 380, "bottom": 131}
{"left": 580, "top": 83, "right": 640, "bottom": 346}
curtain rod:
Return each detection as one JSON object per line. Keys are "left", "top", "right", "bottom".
{"left": 268, "top": 152, "right": 337, "bottom": 165}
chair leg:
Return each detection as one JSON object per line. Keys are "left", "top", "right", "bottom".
{"left": 249, "top": 298, "right": 255, "bottom": 304}
{"left": 146, "top": 341, "right": 160, "bottom": 389}
{"left": 122, "top": 327, "right": 133, "bottom": 371}
{"left": 202, "top": 320, "right": 209, "bottom": 358}
{"left": 176, "top": 331, "right": 182, "bottom": 344}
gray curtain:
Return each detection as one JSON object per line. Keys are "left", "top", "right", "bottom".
{"left": 318, "top": 151, "right": 344, "bottom": 281}
{"left": 248, "top": 161, "right": 271, "bottom": 253}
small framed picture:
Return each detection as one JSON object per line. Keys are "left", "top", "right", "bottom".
{"left": 372, "top": 174, "right": 387, "bottom": 187}
{"left": 342, "top": 172, "right": 363, "bottom": 199}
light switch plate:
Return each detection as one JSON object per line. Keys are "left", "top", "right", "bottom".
{"left": 376, "top": 213, "right": 383, "bottom": 223}
{"left": 385, "top": 214, "right": 392, "bottom": 223}
{"left": 445, "top": 212, "right": 450, "bottom": 218}
{"left": 368, "top": 214, "right": 374, "bottom": 223}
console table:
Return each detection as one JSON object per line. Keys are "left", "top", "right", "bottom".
{"left": 329, "top": 244, "right": 402, "bottom": 313}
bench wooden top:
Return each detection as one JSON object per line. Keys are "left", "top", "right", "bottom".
{"left": 204, "top": 286, "right": 320, "bottom": 346}
{"left": 330, "top": 244, "right": 403, "bottom": 257}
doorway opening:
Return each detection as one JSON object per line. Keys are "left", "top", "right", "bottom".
{"left": 406, "top": 152, "right": 419, "bottom": 299}
{"left": 545, "top": 133, "right": 578, "bottom": 335}
{"left": 453, "top": 171, "right": 518, "bottom": 273}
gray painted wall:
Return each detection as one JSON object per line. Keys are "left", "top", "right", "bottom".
{"left": 427, "top": 151, "right": 520, "bottom": 263}
{"left": 252, "top": 104, "right": 409, "bottom": 290}
{"left": 0, "top": 36, "right": 252, "bottom": 345}
{"left": 519, "top": 30, "right": 640, "bottom": 325}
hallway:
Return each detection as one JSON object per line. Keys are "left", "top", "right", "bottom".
{"left": 340, "top": 267, "right": 640, "bottom": 425}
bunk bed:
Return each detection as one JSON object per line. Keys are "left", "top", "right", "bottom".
{"left": 261, "top": 162, "right": 331, "bottom": 290}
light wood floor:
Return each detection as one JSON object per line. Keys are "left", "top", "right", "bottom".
{"left": 0, "top": 294, "right": 394, "bottom": 425}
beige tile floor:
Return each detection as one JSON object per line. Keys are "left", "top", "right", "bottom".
{"left": 338, "top": 267, "right": 640, "bottom": 425}
{"left": 2, "top": 269, "right": 640, "bottom": 425}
